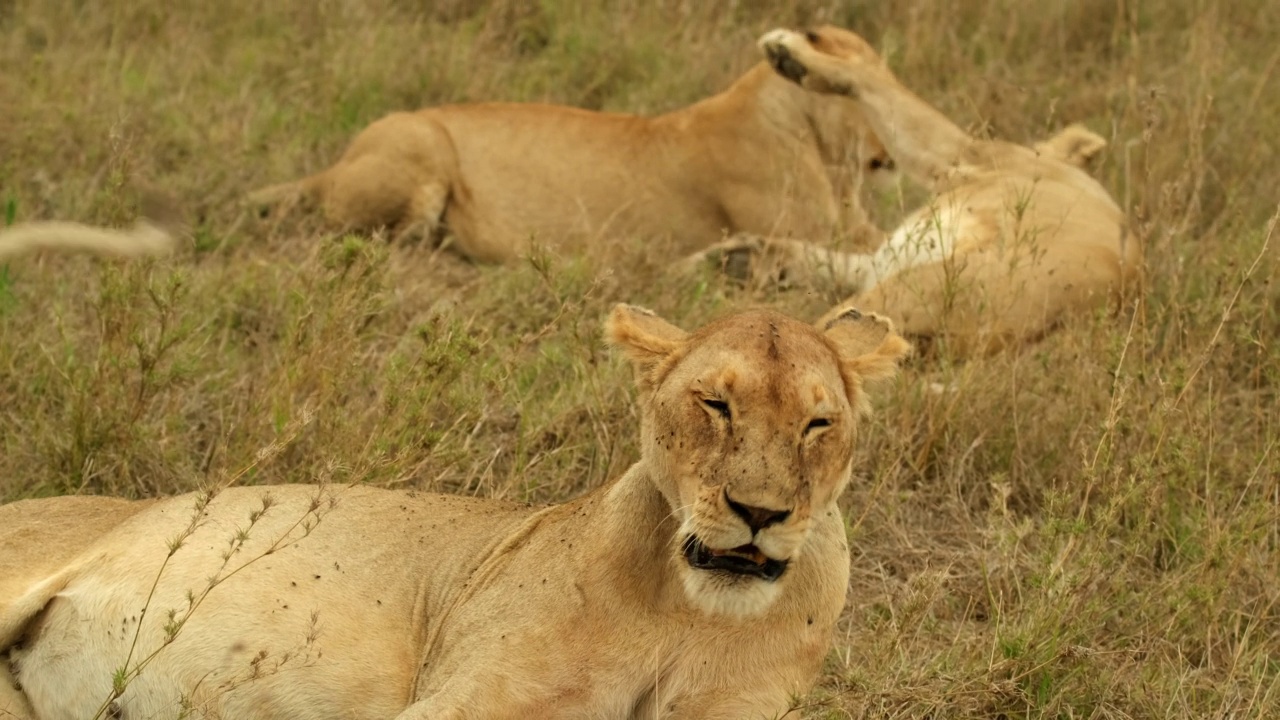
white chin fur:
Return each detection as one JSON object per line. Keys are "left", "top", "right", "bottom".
{"left": 681, "top": 568, "right": 783, "bottom": 618}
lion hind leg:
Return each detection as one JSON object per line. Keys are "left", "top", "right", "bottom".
{"left": 0, "top": 674, "right": 37, "bottom": 720}
{"left": 0, "top": 572, "right": 73, "bottom": 653}
{"left": 391, "top": 181, "right": 451, "bottom": 245}
{"left": 0, "top": 497, "right": 151, "bottom": 652}
{"left": 320, "top": 114, "right": 463, "bottom": 240}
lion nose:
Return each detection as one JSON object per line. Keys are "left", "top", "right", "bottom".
{"left": 725, "top": 492, "right": 791, "bottom": 533}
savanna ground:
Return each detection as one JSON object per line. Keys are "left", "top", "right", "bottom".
{"left": 2, "top": 0, "right": 1278, "bottom": 717}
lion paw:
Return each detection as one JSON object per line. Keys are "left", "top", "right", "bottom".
{"left": 680, "top": 234, "right": 809, "bottom": 291}
{"left": 759, "top": 30, "right": 808, "bottom": 84}
{"left": 705, "top": 235, "right": 770, "bottom": 283}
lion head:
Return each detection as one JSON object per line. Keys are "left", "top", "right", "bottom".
{"left": 800, "top": 75, "right": 897, "bottom": 184}
{"left": 607, "top": 305, "right": 909, "bottom": 617}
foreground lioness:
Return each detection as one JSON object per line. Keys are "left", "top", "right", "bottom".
{"left": 249, "top": 61, "right": 893, "bottom": 261}
{"left": 1, "top": 305, "right": 909, "bottom": 719}
{"left": 696, "top": 26, "right": 1142, "bottom": 356}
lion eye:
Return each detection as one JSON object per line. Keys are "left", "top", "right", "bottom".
{"left": 805, "top": 417, "right": 832, "bottom": 436}
{"left": 701, "top": 398, "right": 732, "bottom": 421}
{"left": 804, "top": 29, "right": 820, "bottom": 43}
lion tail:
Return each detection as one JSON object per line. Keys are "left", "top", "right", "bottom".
{"left": 245, "top": 172, "right": 326, "bottom": 216}
{"left": 0, "top": 220, "right": 176, "bottom": 262}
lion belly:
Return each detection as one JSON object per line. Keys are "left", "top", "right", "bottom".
{"left": 9, "top": 485, "right": 534, "bottom": 720}
{"left": 863, "top": 201, "right": 968, "bottom": 291}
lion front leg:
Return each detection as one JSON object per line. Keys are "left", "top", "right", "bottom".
{"left": 1, "top": 675, "right": 37, "bottom": 720}
{"left": 678, "top": 234, "right": 876, "bottom": 296}
{"left": 639, "top": 688, "right": 801, "bottom": 720}
{"left": 394, "top": 707, "right": 461, "bottom": 720}
{"left": 758, "top": 27, "right": 977, "bottom": 191}
{"left": 396, "top": 673, "right": 554, "bottom": 720}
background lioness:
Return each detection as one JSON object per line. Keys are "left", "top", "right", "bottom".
{"left": 249, "top": 62, "right": 893, "bottom": 261}
{"left": 697, "top": 26, "right": 1143, "bottom": 357}
{"left": 1, "top": 306, "right": 909, "bottom": 720}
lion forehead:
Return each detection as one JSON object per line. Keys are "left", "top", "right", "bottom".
{"left": 674, "top": 311, "right": 846, "bottom": 395}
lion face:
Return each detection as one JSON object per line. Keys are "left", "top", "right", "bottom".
{"left": 807, "top": 94, "right": 897, "bottom": 185}
{"left": 607, "top": 306, "right": 909, "bottom": 618}
{"left": 654, "top": 320, "right": 856, "bottom": 617}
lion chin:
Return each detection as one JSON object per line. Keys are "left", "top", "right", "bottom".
{"left": 678, "top": 535, "right": 790, "bottom": 618}
{"left": 681, "top": 567, "right": 786, "bottom": 618}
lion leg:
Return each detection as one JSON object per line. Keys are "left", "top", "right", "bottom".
{"left": 0, "top": 497, "right": 152, "bottom": 653}
{"left": 393, "top": 702, "right": 464, "bottom": 720}
{"left": 759, "top": 29, "right": 975, "bottom": 189}
{"left": 681, "top": 235, "right": 877, "bottom": 294}
{"left": 393, "top": 682, "right": 501, "bottom": 720}
{"left": 0, "top": 680, "right": 36, "bottom": 720}
{"left": 321, "top": 158, "right": 446, "bottom": 240}
{"left": 391, "top": 181, "right": 451, "bottom": 244}
{"left": 253, "top": 112, "right": 460, "bottom": 241}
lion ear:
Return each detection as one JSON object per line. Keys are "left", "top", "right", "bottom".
{"left": 820, "top": 306, "right": 911, "bottom": 386}
{"left": 605, "top": 304, "right": 689, "bottom": 377}
{"left": 1035, "top": 124, "right": 1108, "bottom": 167}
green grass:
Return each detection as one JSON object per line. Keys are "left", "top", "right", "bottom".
{"left": 2, "top": 0, "right": 1279, "bottom": 716}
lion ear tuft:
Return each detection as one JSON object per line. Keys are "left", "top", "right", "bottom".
{"left": 821, "top": 306, "right": 911, "bottom": 385}
{"left": 605, "top": 304, "right": 689, "bottom": 375}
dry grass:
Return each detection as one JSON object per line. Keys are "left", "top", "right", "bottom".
{"left": 2, "top": 0, "right": 1278, "bottom": 717}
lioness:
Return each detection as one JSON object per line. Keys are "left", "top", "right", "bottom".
{"left": 249, "top": 62, "right": 894, "bottom": 261}
{"left": 1, "top": 305, "right": 909, "bottom": 719}
{"left": 695, "top": 26, "right": 1142, "bottom": 356}
{"left": 0, "top": 220, "right": 174, "bottom": 261}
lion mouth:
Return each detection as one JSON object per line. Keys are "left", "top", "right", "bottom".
{"left": 682, "top": 536, "right": 788, "bottom": 581}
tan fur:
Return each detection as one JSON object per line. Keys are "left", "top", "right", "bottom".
{"left": 0, "top": 221, "right": 175, "bottom": 261}
{"left": 1, "top": 307, "right": 909, "bottom": 719}
{"left": 692, "top": 26, "right": 1142, "bottom": 357}
{"left": 0, "top": 496, "right": 158, "bottom": 717}
{"left": 249, "top": 64, "right": 894, "bottom": 261}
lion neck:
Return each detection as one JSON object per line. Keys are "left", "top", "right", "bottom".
{"left": 584, "top": 462, "right": 688, "bottom": 610}
{"left": 660, "top": 63, "right": 820, "bottom": 146}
